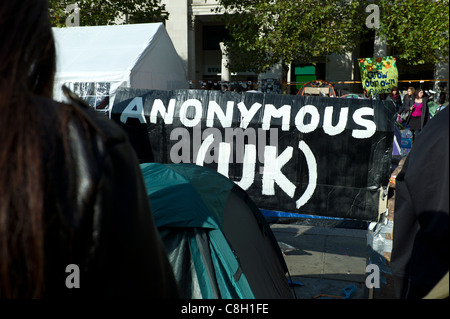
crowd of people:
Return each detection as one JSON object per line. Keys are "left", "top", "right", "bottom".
{"left": 193, "top": 79, "right": 283, "bottom": 94}
{"left": 198, "top": 80, "right": 256, "bottom": 92}
{"left": 386, "top": 85, "right": 448, "bottom": 143}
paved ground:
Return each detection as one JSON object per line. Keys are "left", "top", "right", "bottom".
{"left": 270, "top": 223, "right": 370, "bottom": 299}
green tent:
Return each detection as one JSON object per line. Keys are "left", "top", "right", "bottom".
{"left": 140, "top": 162, "right": 293, "bottom": 299}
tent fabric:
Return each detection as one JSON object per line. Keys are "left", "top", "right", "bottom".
{"left": 393, "top": 125, "right": 402, "bottom": 156}
{"left": 140, "top": 162, "right": 293, "bottom": 299}
{"left": 142, "top": 161, "right": 230, "bottom": 229}
{"left": 159, "top": 228, "right": 220, "bottom": 298}
{"left": 52, "top": 23, "right": 188, "bottom": 104}
{"left": 223, "top": 189, "right": 291, "bottom": 297}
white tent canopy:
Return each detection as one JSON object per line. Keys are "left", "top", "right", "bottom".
{"left": 52, "top": 23, "right": 188, "bottom": 109}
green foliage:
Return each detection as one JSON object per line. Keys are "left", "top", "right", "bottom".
{"left": 48, "top": 0, "right": 168, "bottom": 27}
{"left": 215, "top": 0, "right": 369, "bottom": 73}
{"left": 376, "top": 0, "right": 449, "bottom": 65}
{"left": 215, "top": 0, "right": 449, "bottom": 72}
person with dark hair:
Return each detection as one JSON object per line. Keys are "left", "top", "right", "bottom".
{"left": 398, "top": 87, "right": 415, "bottom": 125}
{"left": 405, "top": 89, "right": 430, "bottom": 142}
{"left": 388, "top": 86, "right": 402, "bottom": 112}
{"left": 0, "top": 0, "right": 179, "bottom": 299}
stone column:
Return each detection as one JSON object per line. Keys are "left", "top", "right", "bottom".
{"left": 219, "top": 42, "right": 231, "bottom": 83}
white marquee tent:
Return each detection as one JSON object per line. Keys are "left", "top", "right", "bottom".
{"left": 52, "top": 23, "right": 188, "bottom": 111}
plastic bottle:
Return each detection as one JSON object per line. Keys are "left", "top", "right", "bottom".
{"left": 400, "top": 127, "right": 413, "bottom": 156}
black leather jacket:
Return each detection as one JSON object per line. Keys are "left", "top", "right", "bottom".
{"left": 38, "top": 88, "right": 179, "bottom": 298}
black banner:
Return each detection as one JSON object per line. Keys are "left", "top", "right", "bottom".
{"left": 111, "top": 88, "right": 395, "bottom": 221}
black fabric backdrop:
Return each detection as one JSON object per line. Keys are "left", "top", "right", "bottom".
{"left": 111, "top": 88, "right": 395, "bottom": 221}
